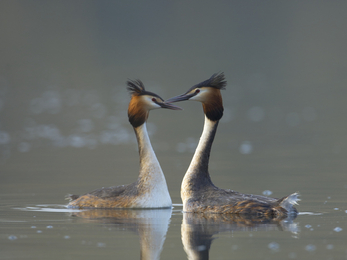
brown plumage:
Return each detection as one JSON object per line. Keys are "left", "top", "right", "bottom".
{"left": 128, "top": 95, "right": 149, "bottom": 128}
{"left": 202, "top": 89, "right": 224, "bottom": 121}
{"left": 127, "top": 79, "right": 163, "bottom": 128}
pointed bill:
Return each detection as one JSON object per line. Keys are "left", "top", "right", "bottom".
{"left": 165, "top": 93, "right": 195, "bottom": 103}
{"left": 158, "top": 102, "right": 182, "bottom": 110}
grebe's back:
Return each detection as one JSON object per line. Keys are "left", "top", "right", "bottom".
{"left": 183, "top": 185, "right": 298, "bottom": 218}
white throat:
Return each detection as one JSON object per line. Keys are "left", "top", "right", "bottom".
{"left": 186, "top": 117, "right": 215, "bottom": 174}
{"left": 181, "top": 116, "right": 217, "bottom": 204}
{"left": 134, "top": 122, "right": 172, "bottom": 208}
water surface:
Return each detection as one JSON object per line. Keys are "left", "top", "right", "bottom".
{"left": 1, "top": 1, "right": 347, "bottom": 259}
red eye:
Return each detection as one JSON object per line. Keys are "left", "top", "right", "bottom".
{"left": 152, "top": 98, "right": 156, "bottom": 102}
{"left": 195, "top": 89, "right": 200, "bottom": 93}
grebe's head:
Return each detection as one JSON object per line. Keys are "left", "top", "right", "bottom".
{"left": 166, "top": 73, "right": 226, "bottom": 121}
{"left": 127, "top": 79, "right": 181, "bottom": 128}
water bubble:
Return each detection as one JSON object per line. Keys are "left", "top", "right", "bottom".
{"left": 248, "top": 106, "right": 265, "bottom": 122}
{"left": 31, "top": 226, "right": 36, "bottom": 229}
{"left": 46, "top": 225, "right": 53, "bottom": 229}
{"left": 0, "top": 131, "right": 11, "bottom": 145}
{"left": 42, "top": 90, "right": 62, "bottom": 114}
{"left": 36, "top": 124, "right": 60, "bottom": 140}
{"left": 30, "top": 91, "right": 62, "bottom": 114}
{"left": 326, "top": 244, "right": 334, "bottom": 250}
{"left": 37, "top": 230, "right": 42, "bottom": 233}
{"left": 18, "top": 142, "right": 31, "bottom": 152}
{"left": 333, "top": 227, "right": 342, "bottom": 232}
{"left": 97, "top": 242, "right": 106, "bottom": 247}
{"left": 268, "top": 242, "right": 280, "bottom": 252}
{"left": 64, "top": 235, "right": 70, "bottom": 239}
{"left": 68, "top": 134, "right": 85, "bottom": 148}
{"left": 8, "top": 235, "right": 17, "bottom": 240}
{"left": 334, "top": 208, "right": 339, "bottom": 210}
{"left": 196, "top": 245, "right": 206, "bottom": 251}
{"left": 305, "top": 244, "right": 316, "bottom": 252}
{"left": 262, "top": 190, "right": 273, "bottom": 196}
{"left": 239, "top": 141, "right": 253, "bottom": 154}
{"left": 305, "top": 224, "right": 312, "bottom": 229}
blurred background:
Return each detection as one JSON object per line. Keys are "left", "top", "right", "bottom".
{"left": 1, "top": 1, "right": 347, "bottom": 207}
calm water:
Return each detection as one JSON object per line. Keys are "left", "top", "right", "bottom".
{"left": 1, "top": 143, "right": 347, "bottom": 259}
{"left": 1, "top": 1, "right": 347, "bottom": 259}
{"left": 1, "top": 197, "right": 347, "bottom": 259}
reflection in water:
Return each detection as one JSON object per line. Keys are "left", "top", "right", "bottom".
{"left": 181, "top": 213, "right": 298, "bottom": 260}
{"left": 70, "top": 208, "right": 172, "bottom": 260}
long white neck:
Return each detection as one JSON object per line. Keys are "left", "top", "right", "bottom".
{"left": 134, "top": 122, "right": 172, "bottom": 208}
{"left": 181, "top": 116, "right": 219, "bottom": 203}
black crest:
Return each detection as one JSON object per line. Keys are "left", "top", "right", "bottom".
{"left": 126, "top": 80, "right": 162, "bottom": 99}
{"left": 187, "top": 72, "right": 227, "bottom": 93}
{"left": 127, "top": 80, "right": 146, "bottom": 96}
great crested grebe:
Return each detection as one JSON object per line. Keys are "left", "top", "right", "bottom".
{"left": 67, "top": 80, "right": 181, "bottom": 209}
{"left": 166, "top": 73, "right": 299, "bottom": 218}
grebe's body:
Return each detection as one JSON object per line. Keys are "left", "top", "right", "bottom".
{"left": 167, "top": 73, "right": 299, "bottom": 218}
{"left": 68, "top": 80, "right": 181, "bottom": 209}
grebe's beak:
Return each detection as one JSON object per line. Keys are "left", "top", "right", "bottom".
{"left": 158, "top": 101, "right": 182, "bottom": 110}
{"left": 165, "top": 92, "right": 195, "bottom": 103}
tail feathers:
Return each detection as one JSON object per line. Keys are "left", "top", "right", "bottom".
{"left": 278, "top": 192, "right": 300, "bottom": 212}
{"left": 65, "top": 194, "right": 80, "bottom": 201}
